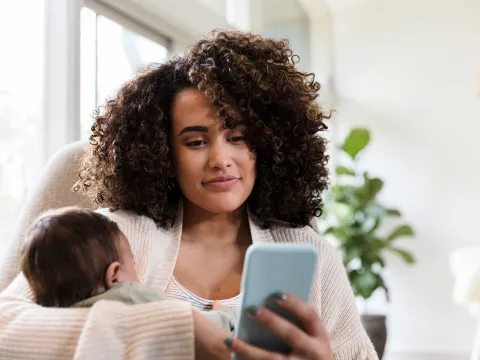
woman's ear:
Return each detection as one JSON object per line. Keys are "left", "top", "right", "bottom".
{"left": 104, "top": 261, "right": 121, "bottom": 289}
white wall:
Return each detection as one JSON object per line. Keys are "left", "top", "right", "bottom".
{"left": 330, "top": 0, "right": 480, "bottom": 355}
{"left": 256, "top": 0, "right": 311, "bottom": 72}
{"left": 97, "top": 0, "right": 229, "bottom": 55}
{"left": 263, "top": 20, "right": 311, "bottom": 71}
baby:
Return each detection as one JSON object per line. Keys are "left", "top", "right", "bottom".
{"left": 20, "top": 207, "right": 234, "bottom": 333}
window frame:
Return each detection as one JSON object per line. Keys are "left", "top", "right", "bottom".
{"left": 83, "top": 0, "right": 172, "bottom": 51}
{"left": 44, "top": 0, "right": 173, "bottom": 160}
{"left": 80, "top": 1, "right": 172, "bottom": 138}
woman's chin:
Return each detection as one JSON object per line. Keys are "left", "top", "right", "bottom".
{"left": 204, "top": 203, "right": 246, "bottom": 215}
{"left": 191, "top": 195, "right": 247, "bottom": 215}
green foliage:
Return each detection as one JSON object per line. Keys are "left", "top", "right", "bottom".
{"left": 322, "top": 128, "right": 415, "bottom": 301}
{"left": 342, "top": 128, "right": 370, "bottom": 160}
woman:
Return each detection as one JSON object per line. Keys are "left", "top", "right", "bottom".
{"left": 0, "top": 30, "right": 377, "bottom": 359}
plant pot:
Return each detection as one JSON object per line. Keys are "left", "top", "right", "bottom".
{"left": 361, "top": 314, "right": 387, "bottom": 359}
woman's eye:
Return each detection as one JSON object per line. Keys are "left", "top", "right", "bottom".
{"left": 229, "top": 136, "right": 246, "bottom": 143}
{"left": 185, "top": 140, "right": 206, "bottom": 148}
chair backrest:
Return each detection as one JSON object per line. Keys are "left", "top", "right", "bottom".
{"left": 0, "top": 140, "right": 92, "bottom": 291}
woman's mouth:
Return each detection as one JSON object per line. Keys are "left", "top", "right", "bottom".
{"left": 203, "top": 175, "right": 240, "bottom": 191}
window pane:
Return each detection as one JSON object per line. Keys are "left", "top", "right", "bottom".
{"left": 80, "top": 12, "right": 169, "bottom": 140}
{"left": 0, "top": 1, "right": 45, "bottom": 256}
{"left": 80, "top": 7, "right": 97, "bottom": 140}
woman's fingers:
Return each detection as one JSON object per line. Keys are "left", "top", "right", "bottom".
{"left": 272, "top": 292, "right": 326, "bottom": 338}
{"left": 226, "top": 337, "right": 287, "bottom": 360}
{"left": 224, "top": 294, "right": 332, "bottom": 359}
{"left": 246, "top": 305, "right": 312, "bottom": 352}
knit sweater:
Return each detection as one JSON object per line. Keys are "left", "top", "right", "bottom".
{"left": 0, "top": 207, "right": 378, "bottom": 360}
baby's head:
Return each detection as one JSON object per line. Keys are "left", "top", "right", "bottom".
{"left": 20, "top": 207, "right": 137, "bottom": 307}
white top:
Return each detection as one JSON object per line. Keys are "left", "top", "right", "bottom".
{"left": 0, "top": 205, "right": 378, "bottom": 360}
{"left": 165, "top": 276, "right": 240, "bottom": 332}
{"left": 165, "top": 276, "right": 241, "bottom": 311}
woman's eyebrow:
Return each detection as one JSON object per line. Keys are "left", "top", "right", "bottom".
{"left": 178, "top": 126, "right": 209, "bottom": 136}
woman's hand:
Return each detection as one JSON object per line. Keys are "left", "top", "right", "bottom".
{"left": 225, "top": 292, "right": 334, "bottom": 360}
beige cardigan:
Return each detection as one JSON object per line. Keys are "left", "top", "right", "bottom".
{"left": 0, "top": 207, "right": 378, "bottom": 360}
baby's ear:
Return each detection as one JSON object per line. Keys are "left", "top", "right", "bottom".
{"left": 104, "top": 262, "right": 121, "bottom": 289}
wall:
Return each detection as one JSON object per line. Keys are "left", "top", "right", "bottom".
{"left": 98, "top": 0, "right": 228, "bottom": 54}
{"left": 330, "top": 0, "right": 480, "bottom": 355}
{"left": 255, "top": 0, "right": 311, "bottom": 72}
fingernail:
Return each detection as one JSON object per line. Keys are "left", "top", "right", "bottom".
{"left": 246, "top": 305, "right": 258, "bottom": 316}
{"left": 224, "top": 337, "right": 233, "bottom": 348}
{"left": 272, "top": 291, "right": 287, "bottom": 301}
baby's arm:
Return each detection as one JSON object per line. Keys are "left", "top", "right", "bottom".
{"left": 197, "top": 309, "right": 235, "bottom": 334}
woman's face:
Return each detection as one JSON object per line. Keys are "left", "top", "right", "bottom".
{"left": 171, "top": 88, "right": 256, "bottom": 214}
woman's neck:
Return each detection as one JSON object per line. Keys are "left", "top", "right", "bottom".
{"left": 181, "top": 200, "right": 251, "bottom": 248}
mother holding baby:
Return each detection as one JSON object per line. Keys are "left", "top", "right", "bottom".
{"left": 0, "top": 30, "right": 377, "bottom": 359}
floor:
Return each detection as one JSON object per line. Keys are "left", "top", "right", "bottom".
{"left": 384, "top": 353, "right": 468, "bottom": 360}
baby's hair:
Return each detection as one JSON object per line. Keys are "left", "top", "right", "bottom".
{"left": 20, "top": 207, "right": 124, "bottom": 307}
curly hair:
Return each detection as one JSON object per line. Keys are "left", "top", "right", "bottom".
{"left": 75, "top": 30, "right": 330, "bottom": 229}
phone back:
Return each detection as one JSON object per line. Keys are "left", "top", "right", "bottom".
{"left": 233, "top": 243, "right": 318, "bottom": 359}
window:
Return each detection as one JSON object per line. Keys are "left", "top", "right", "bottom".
{"left": 80, "top": 7, "right": 169, "bottom": 139}
{"left": 0, "top": 2, "right": 171, "bottom": 258}
{"left": 0, "top": 0, "right": 45, "bottom": 256}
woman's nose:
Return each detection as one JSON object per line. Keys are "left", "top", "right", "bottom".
{"left": 207, "top": 141, "right": 232, "bottom": 170}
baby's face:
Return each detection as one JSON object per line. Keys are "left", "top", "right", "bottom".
{"left": 116, "top": 233, "right": 138, "bottom": 282}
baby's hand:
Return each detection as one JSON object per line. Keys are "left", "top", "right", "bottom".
{"left": 211, "top": 300, "right": 235, "bottom": 335}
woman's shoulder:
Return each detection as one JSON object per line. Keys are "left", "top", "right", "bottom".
{"left": 95, "top": 208, "right": 169, "bottom": 239}
{"left": 268, "top": 222, "right": 339, "bottom": 259}
{"left": 268, "top": 221, "right": 322, "bottom": 244}
{"left": 96, "top": 207, "right": 152, "bottom": 224}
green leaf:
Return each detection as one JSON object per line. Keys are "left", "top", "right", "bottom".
{"left": 370, "top": 237, "right": 385, "bottom": 251}
{"left": 341, "top": 128, "right": 370, "bottom": 160}
{"left": 359, "top": 271, "right": 376, "bottom": 288}
{"left": 376, "top": 277, "right": 390, "bottom": 302}
{"left": 343, "top": 247, "right": 360, "bottom": 266}
{"left": 324, "top": 227, "right": 335, "bottom": 235}
{"left": 389, "top": 247, "right": 415, "bottom": 264}
{"left": 369, "top": 178, "right": 383, "bottom": 197}
{"left": 363, "top": 178, "right": 384, "bottom": 203}
{"left": 360, "top": 217, "right": 376, "bottom": 233}
{"left": 351, "top": 270, "right": 383, "bottom": 299}
{"left": 374, "top": 254, "right": 386, "bottom": 268}
{"left": 387, "top": 209, "right": 402, "bottom": 216}
{"left": 369, "top": 218, "right": 381, "bottom": 234}
{"left": 336, "top": 166, "right": 356, "bottom": 176}
{"left": 365, "top": 204, "right": 386, "bottom": 218}
{"left": 387, "top": 224, "right": 414, "bottom": 241}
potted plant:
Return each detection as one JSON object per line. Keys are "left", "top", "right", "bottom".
{"left": 320, "top": 128, "right": 415, "bottom": 359}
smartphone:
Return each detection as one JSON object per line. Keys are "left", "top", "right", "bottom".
{"left": 233, "top": 243, "right": 319, "bottom": 359}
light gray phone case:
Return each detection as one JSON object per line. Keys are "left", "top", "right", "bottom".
{"left": 233, "top": 243, "right": 319, "bottom": 359}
